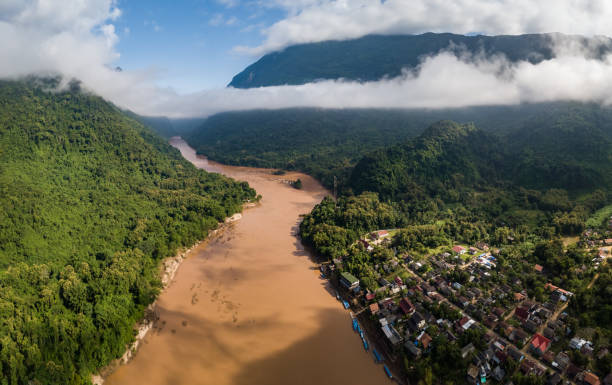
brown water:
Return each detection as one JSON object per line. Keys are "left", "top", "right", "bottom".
{"left": 105, "top": 137, "right": 389, "bottom": 385}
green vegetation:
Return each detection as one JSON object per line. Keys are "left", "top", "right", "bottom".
{"left": 0, "top": 79, "right": 256, "bottom": 384}
{"left": 301, "top": 120, "right": 610, "bottom": 290}
{"left": 184, "top": 102, "right": 612, "bottom": 194}
{"left": 186, "top": 108, "right": 426, "bottom": 187}
{"left": 229, "top": 33, "right": 611, "bottom": 88}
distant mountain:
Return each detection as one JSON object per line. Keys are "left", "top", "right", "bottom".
{"left": 0, "top": 78, "right": 256, "bottom": 383}
{"left": 229, "top": 33, "right": 612, "bottom": 88}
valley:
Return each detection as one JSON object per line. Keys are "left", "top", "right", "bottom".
{"left": 105, "top": 138, "right": 389, "bottom": 385}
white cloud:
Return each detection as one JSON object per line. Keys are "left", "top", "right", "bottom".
{"left": 3, "top": 0, "right": 612, "bottom": 120}
{"left": 123, "top": 50, "right": 612, "bottom": 117}
{"left": 239, "top": 0, "right": 612, "bottom": 55}
{"left": 209, "top": 13, "right": 224, "bottom": 26}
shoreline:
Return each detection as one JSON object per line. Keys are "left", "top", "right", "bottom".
{"left": 91, "top": 209, "right": 251, "bottom": 385}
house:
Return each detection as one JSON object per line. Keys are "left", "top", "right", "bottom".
{"left": 399, "top": 298, "right": 415, "bottom": 315}
{"left": 405, "top": 341, "right": 422, "bottom": 358}
{"left": 510, "top": 328, "right": 529, "bottom": 345}
{"left": 469, "top": 247, "right": 478, "bottom": 255}
{"left": 514, "top": 306, "right": 529, "bottom": 321}
{"left": 494, "top": 350, "right": 508, "bottom": 365}
{"left": 493, "top": 366, "right": 505, "bottom": 382}
{"left": 507, "top": 346, "right": 524, "bottom": 362}
{"left": 340, "top": 272, "right": 359, "bottom": 290}
{"left": 458, "top": 316, "right": 475, "bottom": 331}
{"left": 492, "top": 307, "right": 505, "bottom": 318}
{"left": 467, "top": 364, "right": 480, "bottom": 385}
{"left": 566, "top": 364, "right": 582, "bottom": 379}
{"left": 381, "top": 324, "right": 402, "bottom": 345}
{"left": 542, "top": 351, "right": 555, "bottom": 364}
{"left": 524, "top": 319, "right": 538, "bottom": 333}
{"left": 410, "top": 312, "right": 426, "bottom": 330}
{"left": 369, "top": 302, "right": 380, "bottom": 315}
{"left": 372, "top": 230, "right": 390, "bottom": 240}
{"left": 394, "top": 276, "right": 403, "bottom": 286}
{"left": 570, "top": 337, "right": 590, "bottom": 350}
{"left": 365, "top": 292, "right": 376, "bottom": 301}
{"left": 453, "top": 282, "right": 463, "bottom": 290}
{"left": 530, "top": 333, "right": 552, "bottom": 356}
{"left": 453, "top": 245, "right": 466, "bottom": 254}
{"left": 543, "top": 327, "right": 555, "bottom": 340}
{"left": 552, "top": 352, "right": 570, "bottom": 371}
{"left": 534, "top": 264, "right": 544, "bottom": 273}
{"left": 420, "top": 333, "right": 432, "bottom": 350}
{"left": 547, "top": 373, "right": 562, "bottom": 385}
{"left": 458, "top": 296, "right": 470, "bottom": 308}
{"left": 461, "top": 343, "right": 476, "bottom": 358}
{"left": 582, "top": 372, "right": 601, "bottom": 385}
{"left": 514, "top": 292, "right": 526, "bottom": 302}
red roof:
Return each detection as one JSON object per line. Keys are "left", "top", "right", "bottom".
{"left": 515, "top": 307, "right": 529, "bottom": 320}
{"left": 394, "top": 276, "right": 403, "bottom": 285}
{"left": 531, "top": 333, "right": 551, "bottom": 353}
{"left": 452, "top": 245, "right": 465, "bottom": 253}
{"left": 534, "top": 264, "right": 543, "bottom": 272}
{"left": 399, "top": 298, "right": 414, "bottom": 315}
{"left": 420, "top": 333, "right": 432, "bottom": 349}
{"left": 365, "top": 292, "right": 375, "bottom": 301}
{"left": 584, "top": 372, "right": 601, "bottom": 385}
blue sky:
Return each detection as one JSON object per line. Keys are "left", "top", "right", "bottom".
{"left": 112, "top": 0, "right": 285, "bottom": 92}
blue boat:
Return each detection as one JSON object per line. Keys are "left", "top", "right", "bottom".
{"left": 342, "top": 300, "right": 350, "bottom": 309}
{"left": 359, "top": 331, "right": 364, "bottom": 339}
{"left": 363, "top": 339, "right": 369, "bottom": 351}
{"left": 383, "top": 365, "right": 393, "bottom": 379}
{"left": 373, "top": 349, "right": 382, "bottom": 362}
{"left": 352, "top": 319, "right": 358, "bottom": 331}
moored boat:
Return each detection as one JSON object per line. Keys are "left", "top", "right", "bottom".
{"left": 384, "top": 365, "right": 392, "bottom": 379}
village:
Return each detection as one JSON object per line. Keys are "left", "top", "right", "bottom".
{"left": 323, "top": 228, "right": 612, "bottom": 385}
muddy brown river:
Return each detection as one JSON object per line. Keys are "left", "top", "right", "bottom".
{"left": 105, "top": 137, "right": 388, "bottom": 385}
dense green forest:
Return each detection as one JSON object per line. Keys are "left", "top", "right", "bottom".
{"left": 0, "top": 78, "right": 256, "bottom": 384}
{"left": 184, "top": 102, "right": 612, "bottom": 192}
{"left": 301, "top": 120, "right": 611, "bottom": 281}
{"left": 228, "top": 33, "right": 612, "bottom": 88}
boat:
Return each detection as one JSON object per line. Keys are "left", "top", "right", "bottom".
{"left": 320, "top": 272, "right": 325, "bottom": 278}
{"left": 359, "top": 330, "right": 364, "bottom": 339}
{"left": 352, "top": 319, "right": 358, "bottom": 331}
{"left": 342, "top": 300, "right": 350, "bottom": 309}
{"left": 363, "top": 338, "right": 369, "bottom": 351}
{"left": 335, "top": 291, "right": 340, "bottom": 300}
{"left": 373, "top": 349, "right": 382, "bottom": 362}
{"left": 383, "top": 365, "right": 393, "bottom": 379}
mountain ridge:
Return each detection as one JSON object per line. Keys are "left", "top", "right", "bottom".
{"left": 229, "top": 32, "right": 612, "bottom": 88}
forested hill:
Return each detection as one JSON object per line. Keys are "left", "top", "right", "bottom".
{"left": 183, "top": 102, "right": 612, "bottom": 191}
{"left": 0, "top": 79, "right": 256, "bottom": 384}
{"left": 229, "top": 33, "right": 612, "bottom": 88}
{"left": 185, "top": 108, "right": 430, "bottom": 187}
{"left": 349, "top": 121, "right": 504, "bottom": 200}
{"left": 349, "top": 117, "right": 612, "bottom": 200}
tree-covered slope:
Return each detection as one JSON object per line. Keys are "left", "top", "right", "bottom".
{"left": 0, "top": 79, "right": 256, "bottom": 384}
{"left": 229, "top": 33, "right": 612, "bottom": 88}
{"left": 349, "top": 120, "right": 504, "bottom": 200}
{"left": 349, "top": 116, "right": 612, "bottom": 200}
{"left": 185, "top": 108, "right": 429, "bottom": 187}
{"left": 184, "top": 102, "right": 612, "bottom": 191}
